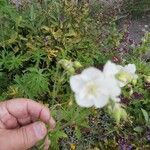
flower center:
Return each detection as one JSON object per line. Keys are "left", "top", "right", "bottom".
{"left": 116, "top": 71, "right": 132, "bottom": 83}
{"left": 86, "top": 82, "right": 98, "bottom": 95}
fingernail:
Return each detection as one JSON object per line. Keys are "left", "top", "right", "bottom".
{"left": 33, "top": 122, "right": 47, "bottom": 139}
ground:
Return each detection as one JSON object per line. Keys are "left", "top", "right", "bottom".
{"left": 118, "top": 13, "right": 150, "bottom": 43}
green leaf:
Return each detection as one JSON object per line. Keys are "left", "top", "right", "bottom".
{"left": 141, "top": 108, "right": 149, "bottom": 123}
{"left": 134, "top": 126, "right": 144, "bottom": 133}
{"left": 14, "top": 68, "right": 49, "bottom": 98}
{"left": 49, "top": 130, "right": 67, "bottom": 150}
{"left": 75, "top": 126, "right": 82, "bottom": 139}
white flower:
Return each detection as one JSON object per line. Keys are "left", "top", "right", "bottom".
{"left": 103, "top": 61, "right": 138, "bottom": 87}
{"left": 70, "top": 67, "right": 121, "bottom": 108}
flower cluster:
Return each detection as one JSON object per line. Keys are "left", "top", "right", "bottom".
{"left": 70, "top": 61, "right": 137, "bottom": 108}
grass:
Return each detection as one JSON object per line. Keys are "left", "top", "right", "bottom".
{"left": 0, "top": 0, "right": 150, "bottom": 149}
{"left": 122, "top": 0, "right": 150, "bottom": 18}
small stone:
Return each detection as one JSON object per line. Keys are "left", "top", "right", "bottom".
{"left": 111, "top": 56, "right": 122, "bottom": 63}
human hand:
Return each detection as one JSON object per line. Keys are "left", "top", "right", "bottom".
{"left": 0, "top": 98, "right": 56, "bottom": 150}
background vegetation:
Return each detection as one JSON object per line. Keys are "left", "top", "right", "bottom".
{"left": 0, "top": 0, "right": 150, "bottom": 149}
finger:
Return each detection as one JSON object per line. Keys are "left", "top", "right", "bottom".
{"left": 17, "top": 116, "right": 32, "bottom": 126}
{"left": 0, "top": 121, "right": 47, "bottom": 150}
{"left": 5, "top": 98, "right": 56, "bottom": 128}
{"left": 0, "top": 102, "right": 18, "bottom": 129}
{"left": 44, "top": 135, "right": 51, "bottom": 150}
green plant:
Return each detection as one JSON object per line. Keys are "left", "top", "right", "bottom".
{"left": 0, "top": 0, "right": 150, "bottom": 149}
{"left": 123, "top": 0, "right": 150, "bottom": 17}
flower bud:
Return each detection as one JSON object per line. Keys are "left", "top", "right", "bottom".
{"left": 58, "top": 59, "right": 74, "bottom": 71}
{"left": 145, "top": 76, "right": 150, "bottom": 83}
{"left": 110, "top": 103, "right": 127, "bottom": 124}
{"left": 68, "top": 100, "right": 73, "bottom": 106}
{"left": 73, "top": 61, "right": 82, "bottom": 69}
{"left": 129, "top": 87, "right": 133, "bottom": 96}
{"left": 132, "top": 78, "right": 137, "bottom": 85}
{"left": 68, "top": 67, "right": 75, "bottom": 74}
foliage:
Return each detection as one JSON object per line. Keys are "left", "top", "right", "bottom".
{"left": 123, "top": 0, "right": 150, "bottom": 17}
{"left": 0, "top": 0, "right": 150, "bottom": 149}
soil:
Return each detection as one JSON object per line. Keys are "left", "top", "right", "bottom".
{"left": 118, "top": 13, "right": 150, "bottom": 44}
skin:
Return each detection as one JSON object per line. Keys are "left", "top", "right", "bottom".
{"left": 0, "top": 98, "right": 56, "bottom": 150}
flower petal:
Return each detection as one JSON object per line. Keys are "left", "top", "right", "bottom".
{"left": 100, "top": 76, "right": 121, "bottom": 97}
{"left": 111, "top": 97, "right": 120, "bottom": 102}
{"left": 124, "top": 64, "right": 136, "bottom": 74}
{"left": 118, "top": 81, "right": 126, "bottom": 87}
{"left": 133, "top": 74, "right": 138, "bottom": 80}
{"left": 81, "top": 67, "right": 102, "bottom": 81}
{"left": 103, "top": 61, "right": 119, "bottom": 76}
{"left": 93, "top": 94, "right": 109, "bottom": 108}
{"left": 117, "top": 65, "right": 123, "bottom": 71}
{"left": 75, "top": 93, "right": 94, "bottom": 108}
{"left": 70, "top": 75, "right": 85, "bottom": 93}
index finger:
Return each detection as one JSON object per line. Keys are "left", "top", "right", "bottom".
{"left": 5, "top": 98, "right": 56, "bottom": 129}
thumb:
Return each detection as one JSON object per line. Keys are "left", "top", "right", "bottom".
{"left": 2, "top": 121, "right": 47, "bottom": 150}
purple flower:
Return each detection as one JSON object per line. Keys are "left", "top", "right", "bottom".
{"left": 118, "top": 138, "right": 132, "bottom": 150}
{"left": 60, "top": 14, "right": 65, "bottom": 22}
{"left": 147, "top": 130, "right": 150, "bottom": 142}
